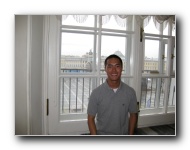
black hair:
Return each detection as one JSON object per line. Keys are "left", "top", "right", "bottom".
{"left": 104, "top": 54, "right": 123, "bottom": 68}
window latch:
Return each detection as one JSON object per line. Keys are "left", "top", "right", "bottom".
{"left": 171, "top": 54, "right": 175, "bottom": 59}
{"left": 162, "top": 55, "right": 166, "bottom": 59}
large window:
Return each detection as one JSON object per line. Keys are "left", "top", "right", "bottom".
{"left": 60, "top": 15, "right": 134, "bottom": 120}
{"left": 140, "top": 16, "right": 176, "bottom": 114}
{"left": 46, "top": 15, "right": 175, "bottom": 134}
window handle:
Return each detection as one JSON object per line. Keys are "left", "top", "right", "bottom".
{"left": 171, "top": 54, "right": 175, "bottom": 59}
{"left": 162, "top": 55, "right": 166, "bottom": 59}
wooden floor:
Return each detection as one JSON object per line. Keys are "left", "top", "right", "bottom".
{"left": 134, "top": 124, "right": 175, "bottom": 135}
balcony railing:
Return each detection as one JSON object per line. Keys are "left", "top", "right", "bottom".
{"left": 59, "top": 77, "right": 175, "bottom": 115}
{"left": 140, "top": 77, "right": 175, "bottom": 109}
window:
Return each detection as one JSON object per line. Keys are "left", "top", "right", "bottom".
{"left": 140, "top": 16, "right": 176, "bottom": 113}
{"left": 60, "top": 15, "right": 134, "bottom": 120}
{"left": 46, "top": 15, "right": 175, "bottom": 134}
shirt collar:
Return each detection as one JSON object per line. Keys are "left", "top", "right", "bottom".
{"left": 104, "top": 79, "right": 122, "bottom": 91}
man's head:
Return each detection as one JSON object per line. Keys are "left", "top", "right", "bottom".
{"left": 104, "top": 54, "right": 123, "bottom": 83}
{"left": 104, "top": 54, "right": 123, "bottom": 68}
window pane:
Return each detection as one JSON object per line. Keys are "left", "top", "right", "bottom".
{"left": 168, "top": 78, "right": 176, "bottom": 106}
{"left": 144, "top": 17, "right": 159, "bottom": 34}
{"left": 141, "top": 78, "right": 156, "bottom": 108}
{"left": 140, "top": 77, "right": 166, "bottom": 109}
{"left": 62, "top": 15, "right": 94, "bottom": 27}
{"left": 102, "top": 15, "right": 127, "bottom": 30}
{"left": 143, "top": 40, "right": 159, "bottom": 74}
{"left": 101, "top": 35, "right": 126, "bottom": 73}
{"left": 163, "top": 24, "right": 169, "bottom": 35}
{"left": 60, "top": 77, "right": 94, "bottom": 115}
{"left": 159, "top": 78, "right": 165, "bottom": 107}
{"left": 172, "top": 26, "right": 176, "bottom": 36}
{"left": 59, "top": 15, "right": 134, "bottom": 117}
{"left": 61, "top": 33, "right": 94, "bottom": 73}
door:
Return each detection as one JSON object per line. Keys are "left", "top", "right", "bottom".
{"left": 46, "top": 15, "right": 90, "bottom": 135}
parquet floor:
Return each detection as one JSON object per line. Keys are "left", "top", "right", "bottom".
{"left": 81, "top": 124, "right": 175, "bottom": 135}
{"left": 134, "top": 124, "right": 175, "bottom": 135}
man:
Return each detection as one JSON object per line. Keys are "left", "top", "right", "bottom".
{"left": 87, "top": 54, "right": 137, "bottom": 135}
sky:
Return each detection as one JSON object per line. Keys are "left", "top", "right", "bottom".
{"left": 61, "top": 15, "right": 174, "bottom": 58}
{"left": 61, "top": 15, "right": 126, "bottom": 56}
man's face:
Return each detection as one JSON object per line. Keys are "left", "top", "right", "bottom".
{"left": 105, "top": 58, "right": 122, "bottom": 82}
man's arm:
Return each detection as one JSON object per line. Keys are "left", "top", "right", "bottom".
{"left": 128, "top": 113, "right": 137, "bottom": 135}
{"left": 88, "top": 114, "right": 97, "bottom": 135}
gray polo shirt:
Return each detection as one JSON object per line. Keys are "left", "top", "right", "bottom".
{"left": 87, "top": 80, "right": 137, "bottom": 135}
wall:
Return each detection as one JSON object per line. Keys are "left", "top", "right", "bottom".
{"left": 15, "top": 15, "right": 28, "bottom": 135}
{"left": 15, "top": 15, "right": 43, "bottom": 135}
{"left": 30, "top": 16, "right": 43, "bottom": 135}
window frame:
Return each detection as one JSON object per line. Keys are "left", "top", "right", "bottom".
{"left": 59, "top": 15, "right": 136, "bottom": 120}
{"left": 140, "top": 23, "right": 176, "bottom": 114}
{"left": 45, "top": 15, "right": 175, "bottom": 134}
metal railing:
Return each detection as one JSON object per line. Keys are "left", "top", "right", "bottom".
{"left": 60, "top": 77, "right": 175, "bottom": 115}
{"left": 60, "top": 77, "right": 94, "bottom": 114}
{"left": 140, "top": 77, "right": 175, "bottom": 109}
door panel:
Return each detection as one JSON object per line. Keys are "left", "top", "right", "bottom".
{"left": 47, "top": 16, "right": 89, "bottom": 135}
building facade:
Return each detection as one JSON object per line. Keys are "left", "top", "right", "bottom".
{"left": 61, "top": 50, "right": 162, "bottom": 74}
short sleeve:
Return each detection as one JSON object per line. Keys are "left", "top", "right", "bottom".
{"left": 129, "top": 89, "right": 138, "bottom": 113}
{"left": 87, "top": 89, "right": 98, "bottom": 116}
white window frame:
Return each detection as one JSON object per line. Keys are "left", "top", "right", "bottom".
{"left": 139, "top": 25, "right": 176, "bottom": 115}
{"left": 43, "top": 15, "right": 175, "bottom": 134}
{"left": 45, "top": 15, "right": 139, "bottom": 134}
{"left": 59, "top": 15, "right": 136, "bottom": 118}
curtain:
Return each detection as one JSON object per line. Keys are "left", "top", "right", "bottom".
{"left": 136, "top": 15, "right": 175, "bottom": 31}
{"left": 61, "top": 15, "right": 175, "bottom": 31}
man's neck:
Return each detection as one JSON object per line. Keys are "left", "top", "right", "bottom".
{"left": 106, "top": 79, "right": 121, "bottom": 89}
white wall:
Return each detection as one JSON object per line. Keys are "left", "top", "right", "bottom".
{"left": 15, "top": 15, "right": 28, "bottom": 135}
{"left": 15, "top": 15, "right": 43, "bottom": 135}
{"left": 30, "top": 15, "right": 43, "bottom": 135}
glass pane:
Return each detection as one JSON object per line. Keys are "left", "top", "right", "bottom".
{"left": 172, "top": 26, "right": 176, "bottom": 36}
{"left": 102, "top": 15, "right": 126, "bottom": 30}
{"left": 144, "top": 17, "right": 159, "bottom": 34}
{"left": 159, "top": 78, "right": 165, "bottom": 107}
{"left": 61, "top": 33, "right": 94, "bottom": 73}
{"left": 62, "top": 15, "right": 94, "bottom": 27}
{"left": 168, "top": 78, "right": 176, "bottom": 106}
{"left": 163, "top": 24, "right": 169, "bottom": 35}
{"left": 101, "top": 35, "right": 126, "bottom": 73}
{"left": 60, "top": 77, "right": 95, "bottom": 115}
{"left": 141, "top": 78, "right": 156, "bottom": 109}
{"left": 140, "top": 77, "right": 166, "bottom": 109}
{"left": 143, "top": 40, "right": 159, "bottom": 74}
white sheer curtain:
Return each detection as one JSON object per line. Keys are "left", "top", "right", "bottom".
{"left": 136, "top": 15, "right": 175, "bottom": 31}
{"left": 61, "top": 15, "right": 175, "bottom": 30}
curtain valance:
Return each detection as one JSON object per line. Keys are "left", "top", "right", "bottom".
{"left": 62, "top": 15, "right": 175, "bottom": 31}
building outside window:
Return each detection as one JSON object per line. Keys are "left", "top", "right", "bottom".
{"left": 60, "top": 15, "right": 134, "bottom": 115}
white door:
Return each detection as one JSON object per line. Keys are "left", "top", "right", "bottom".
{"left": 46, "top": 16, "right": 89, "bottom": 135}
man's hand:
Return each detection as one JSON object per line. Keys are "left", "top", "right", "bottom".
{"left": 88, "top": 115, "right": 97, "bottom": 135}
{"left": 128, "top": 113, "right": 137, "bottom": 135}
